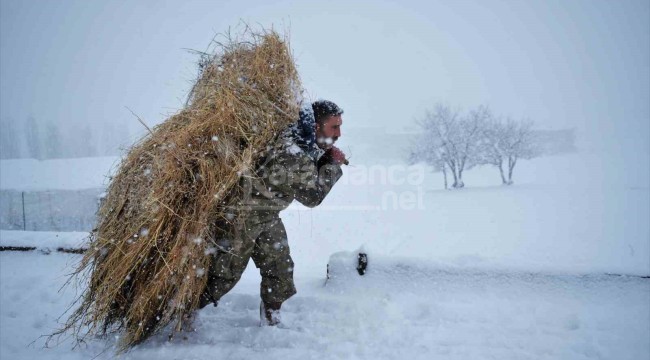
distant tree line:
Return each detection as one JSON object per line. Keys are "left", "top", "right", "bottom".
{"left": 0, "top": 116, "right": 134, "bottom": 160}
{"left": 409, "top": 103, "right": 575, "bottom": 188}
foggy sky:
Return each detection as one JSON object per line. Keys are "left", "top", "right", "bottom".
{"left": 1, "top": 0, "right": 648, "bottom": 166}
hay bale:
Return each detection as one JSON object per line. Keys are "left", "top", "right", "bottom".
{"left": 55, "top": 28, "right": 302, "bottom": 351}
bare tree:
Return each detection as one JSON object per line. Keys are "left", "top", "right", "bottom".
{"left": 479, "top": 117, "right": 508, "bottom": 184}
{"left": 455, "top": 105, "right": 490, "bottom": 187}
{"left": 502, "top": 119, "right": 537, "bottom": 184}
{"left": 408, "top": 133, "right": 449, "bottom": 189}
{"left": 409, "top": 104, "right": 459, "bottom": 188}
{"left": 410, "top": 103, "right": 488, "bottom": 189}
{"left": 480, "top": 116, "right": 538, "bottom": 185}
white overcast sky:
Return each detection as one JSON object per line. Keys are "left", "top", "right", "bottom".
{"left": 1, "top": 0, "right": 648, "bottom": 162}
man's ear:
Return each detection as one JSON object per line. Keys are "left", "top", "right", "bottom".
{"left": 315, "top": 122, "right": 321, "bottom": 132}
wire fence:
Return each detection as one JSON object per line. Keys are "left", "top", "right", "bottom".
{"left": 0, "top": 188, "right": 104, "bottom": 232}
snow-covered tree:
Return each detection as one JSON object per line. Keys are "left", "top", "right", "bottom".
{"left": 455, "top": 105, "right": 490, "bottom": 186}
{"left": 410, "top": 103, "right": 488, "bottom": 189}
{"left": 478, "top": 117, "right": 507, "bottom": 184}
{"left": 479, "top": 117, "right": 538, "bottom": 185}
{"left": 408, "top": 132, "right": 449, "bottom": 189}
{"left": 502, "top": 119, "right": 538, "bottom": 185}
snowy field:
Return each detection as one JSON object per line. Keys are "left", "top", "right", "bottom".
{"left": 0, "top": 252, "right": 648, "bottom": 360}
{"left": 0, "top": 151, "right": 649, "bottom": 359}
{"left": 2, "top": 0, "right": 648, "bottom": 358}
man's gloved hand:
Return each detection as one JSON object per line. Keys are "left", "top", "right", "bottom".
{"left": 320, "top": 146, "right": 347, "bottom": 166}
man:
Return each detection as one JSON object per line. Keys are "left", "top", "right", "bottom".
{"left": 199, "top": 100, "right": 346, "bottom": 326}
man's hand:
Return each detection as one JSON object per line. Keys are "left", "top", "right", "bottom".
{"left": 322, "top": 146, "right": 348, "bottom": 166}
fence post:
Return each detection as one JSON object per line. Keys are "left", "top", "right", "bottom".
{"left": 22, "top": 191, "right": 26, "bottom": 231}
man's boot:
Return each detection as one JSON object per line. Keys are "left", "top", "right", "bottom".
{"left": 260, "top": 300, "right": 282, "bottom": 326}
{"left": 198, "top": 289, "right": 218, "bottom": 309}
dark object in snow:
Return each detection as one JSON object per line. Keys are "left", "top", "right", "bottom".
{"left": 0, "top": 246, "right": 87, "bottom": 254}
{"left": 57, "top": 247, "right": 86, "bottom": 254}
{"left": 0, "top": 245, "right": 36, "bottom": 252}
{"left": 357, "top": 253, "right": 368, "bottom": 276}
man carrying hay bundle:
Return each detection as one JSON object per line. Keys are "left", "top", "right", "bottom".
{"left": 52, "top": 28, "right": 347, "bottom": 353}
{"left": 198, "top": 99, "right": 346, "bottom": 326}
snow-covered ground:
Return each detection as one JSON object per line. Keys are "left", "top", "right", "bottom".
{"left": 2, "top": 151, "right": 647, "bottom": 275}
{"left": 0, "top": 251, "right": 648, "bottom": 360}
{"left": 285, "top": 151, "right": 650, "bottom": 278}
{"left": 0, "top": 230, "right": 88, "bottom": 251}
{"left": 0, "top": 150, "right": 648, "bottom": 359}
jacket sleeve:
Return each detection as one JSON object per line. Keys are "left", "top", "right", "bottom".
{"left": 271, "top": 150, "right": 343, "bottom": 208}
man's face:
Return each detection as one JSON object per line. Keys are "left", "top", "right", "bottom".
{"left": 316, "top": 115, "right": 342, "bottom": 150}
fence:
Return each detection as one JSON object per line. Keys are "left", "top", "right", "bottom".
{"left": 0, "top": 188, "right": 104, "bottom": 232}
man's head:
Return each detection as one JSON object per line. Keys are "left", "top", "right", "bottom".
{"left": 313, "top": 100, "right": 343, "bottom": 150}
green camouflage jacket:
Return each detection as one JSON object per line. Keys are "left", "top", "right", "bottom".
{"left": 240, "top": 128, "right": 343, "bottom": 221}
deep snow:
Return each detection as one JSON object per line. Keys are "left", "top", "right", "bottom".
{"left": 0, "top": 150, "right": 648, "bottom": 359}
{"left": 0, "top": 251, "right": 648, "bottom": 360}
{"left": 0, "top": 230, "right": 88, "bottom": 250}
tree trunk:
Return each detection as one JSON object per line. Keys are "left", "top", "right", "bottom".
{"left": 498, "top": 159, "right": 507, "bottom": 185}
{"left": 449, "top": 161, "right": 459, "bottom": 188}
{"left": 442, "top": 163, "right": 448, "bottom": 190}
{"left": 458, "top": 157, "right": 466, "bottom": 188}
{"left": 457, "top": 166, "right": 465, "bottom": 188}
{"left": 507, "top": 156, "right": 517, "bottom": 185}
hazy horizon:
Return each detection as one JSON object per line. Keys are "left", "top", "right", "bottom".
{"left": 1, "top": 0, "right": 648, "bottom": 171}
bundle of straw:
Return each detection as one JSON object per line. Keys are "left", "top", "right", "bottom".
{"left": 54, "top": 28, "right": 302, "bottom": 351}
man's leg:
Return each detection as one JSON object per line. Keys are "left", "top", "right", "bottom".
{"left": 199, "top": 250, "right": 251, "bottom": 308}
{"left": 251, "top": 217, "right": 297, "bottom": 324}
{"left": 199, "top": 220, "right": 262, "bottom": 309}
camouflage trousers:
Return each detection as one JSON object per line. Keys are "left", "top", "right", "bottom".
{"left": 199, "top": 213, "right": 296, "bottom": 308}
